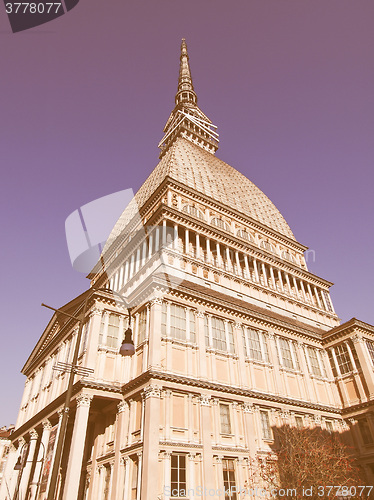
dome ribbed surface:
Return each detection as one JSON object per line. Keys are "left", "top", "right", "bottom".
{"left": 105, "top": 138, "right": 295, "bottom": 250}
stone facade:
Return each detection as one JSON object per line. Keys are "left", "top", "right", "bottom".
{"left": 1, "top": 40, "right": 374, "bottom": 500}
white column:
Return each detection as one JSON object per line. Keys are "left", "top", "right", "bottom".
{"left": 277, "top": 269, "right": 284, "bottom": 291}
{"left": 345, "top": 341, "right": 357, "bottom": 371}
{"left": 261, "top": 262, "right": 268, "bottom": 286}
{"left": 62, "top": 394, "right": 93, "bottom": 500}
{"left": 119, "top": 265, "right": 124, "bottom": 290}
{"left": 130, "top": 253, "right": 136, "bottom": 279}
{"left": 148, "top": 232, "right": 153, "bottom": 259}
{"left": 206, "top": 237, "right": 211, "bottom": 263}
{"left": 185, "top": 229, "right": 189, "bottom": 255}
{"left": 292, "top": 276, "right": 300, "bottom": 299}
{"left": 313, "top": 286, "right": 323, "bottom": 308}
{"left": 199, "top": 396, "right": 215, "bottom": 492}
{"left": 155, "top": 227, "right": 160, "bottom": 253}
{"left": 320, "top": 289, "right": 329, "bottom": 310}
{"left": 136, "top": 452, "right": 142, "bottom": 500}
{"left": 196, "top": 233, "right": 200, "bottom": 259}
{"left": 269, "top": 266, "right": 276, "bottom": 288}
{"left": 235, "top": 251, "right": 241, "bottom": 275}
{"left": 163, "top": 452, "right": 171, "bottom": 500}
{"left": 29, "top": 420, "right": 52, "bottom": 500}
{"left": 216, "top": 242, "right": 221, "bottom": 267}
{"left": 226, "top": 247, "right": 232, "bottom": 271}
{"left": 141, "top": 241, "right": 147, "bottom": 266}
{"left": 214, "top": 457, "right": 225, "bottom": 499}
{"left": 124, "top": 260, "right": 129, "bottom": 283}
{"left": 163, "top": 220, "right": 167, "bottom": 247}
{"left": 135, "top": 247, "right": 141, "bottom": 273}
{"left": 285, "top": 273, "right": 292, "bottom": 294}
{"left": 123, "top": 457, "right": 130, "bottom": 500}
{"left": 173, "top": 224, "right": 179, "bottom": 250}
{"left": 306, "top": 283, "right": 315, "bottom": 304}
{"left": 252, "top": 258, "right": 259, "bottom": 282}
{"left": 19, "top": 430, "right": 39, "bottom": 500}
{"left": 140, "top": 386, "right": 161, "bottom": 500}
{"left": 188, "top": 453, "right": 195, "bottom": 492}
{"left": 299, "top": 280, "right": 307, "bottom": 301}
{"left": 244, "top": 255, "right": 250, "bottom": 279}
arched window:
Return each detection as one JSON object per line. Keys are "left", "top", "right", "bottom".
{"left": 237, "top": 229, "right": 253, "bottom": 242}
{"left": 260, "top": 240, "right": 275, "bottom": 253}
{"left": 211, "top": 217, "right": 231, "bottom": 232}
{"left": 182, "top": 205, "right": 205, "bottom": 221}
{"left": 281, "top": 251, "right": 296, "bottom": 263}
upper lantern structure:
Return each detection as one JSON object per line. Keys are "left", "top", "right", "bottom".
{"left": 158, "top": 39, "right": 219, "bottom": 158}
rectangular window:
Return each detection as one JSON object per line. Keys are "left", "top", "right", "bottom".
{"left": 161, "top": 302, "right": 167, "bottom": 336}
{"left": 99, "top": 314, "right": 105, "bottom": 345}
{"left": 366, "top": 340, "right": 374, "bottom": 366}
{"left": 131, "top": 459, "right": 138, "bottom": 500}
{"left": 171, "top": 454, "right": 186, "bottom": 497}
{"left": 107, "top": 314, "right": 120, "bottom": 348}
{"left": 189, "top": 310, "right": 196, "bottom": 343}
{"left": 222, "top": 459, "right": 237, "bottom": 500}
{"left": 295, "top": 416, "right": 303, "bottom": 429}
{"left": 170, "top": 304, "right": 186, "bottom": 340}
{"left": 335, "top": 344, "right": 352, "bottom": 375}
{"left": 246, "top": 328, "right": 262, "bottom": 361}
{"left": 307, "top": 347, "right": 322, "bottom": 377}
{"left": 325, "top": 420, "right": 333, "bottom": 433}
{"left": 205, "top": 316, "right": 235, "bottom": 353}
{"left": 138, "top": 309, "right": 147, "bottom": 343}
{"left": 161, "top": 303, "right": 195, "bottom": 342}
{"left": 211, "top": 317, "right": 227, "bottom": 351}
{"left": 321, "top": 290, "right": 334, "bottom": 313}
{"left": 260, "top": 410, "right": 272, "bottom": 440}
{"left": 278, "top": 338, "right": 294, "bottom": 370}
{"left": 244, "top": 329, "right": 269, "bottom": 362}
{"left": 220, "top": 404, "right": 231, "bottom": 434}
{"left": 102, "top": 464, "right": 111, "bottom": 500}
{"left": 358, "top": 418, "right": 373, "bottom": 444}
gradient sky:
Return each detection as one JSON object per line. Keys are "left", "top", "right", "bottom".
{"left": 1, "top": 0, "right": 373, "bottom": 426}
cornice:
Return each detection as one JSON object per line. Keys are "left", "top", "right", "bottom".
{"left": 119, "top": 369, "right": 342, "bottom": 414}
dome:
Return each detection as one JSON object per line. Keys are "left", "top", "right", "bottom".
{"left": 105, "top": 137, "right": 295, "bottom": 251}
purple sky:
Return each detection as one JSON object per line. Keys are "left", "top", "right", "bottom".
{"left": 1, "top": 0, "right": 373, "bottom": 426}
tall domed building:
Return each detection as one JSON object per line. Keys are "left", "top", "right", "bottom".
{"left": 2, "top": 40, "right": 374, "bottom": 500}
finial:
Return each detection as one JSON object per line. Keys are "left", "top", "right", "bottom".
{"left": 158, "top": 39, "right": 219, "bottom": 157}
{"left": 175, "top": 38, "right": 197, "bottom": 106}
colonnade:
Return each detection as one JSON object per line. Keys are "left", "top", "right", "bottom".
{"left": 109, "top": 221, "right": 335, "bottom": 315}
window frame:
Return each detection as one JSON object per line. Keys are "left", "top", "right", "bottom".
{"left": 260, "top": 410, "right": 273, "bottom": 440}
{"left": 219, "top": 403, "right": 232, "bottom": 435}
{"left": 171, "top": 453, "right": 187, "bottom": 498}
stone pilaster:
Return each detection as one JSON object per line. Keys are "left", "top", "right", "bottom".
{"left": 148, "top": 298, "right": 163, "bottom": 369}
{"left": 140, "top": 385, "right": 161, "bottom": 500}
{"left": 199, "top": 394, "right": 215, "bottom": 492}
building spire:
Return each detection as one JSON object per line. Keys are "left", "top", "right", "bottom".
{"left": 175, "top": 39, "right": 197, "bottom": 106}
{"left": 158, "top": 39, "right": 219, "bottom": 158}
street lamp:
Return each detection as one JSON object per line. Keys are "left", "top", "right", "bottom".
{"left": 41, "top": 286, "right": 134, "bottom": 500}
